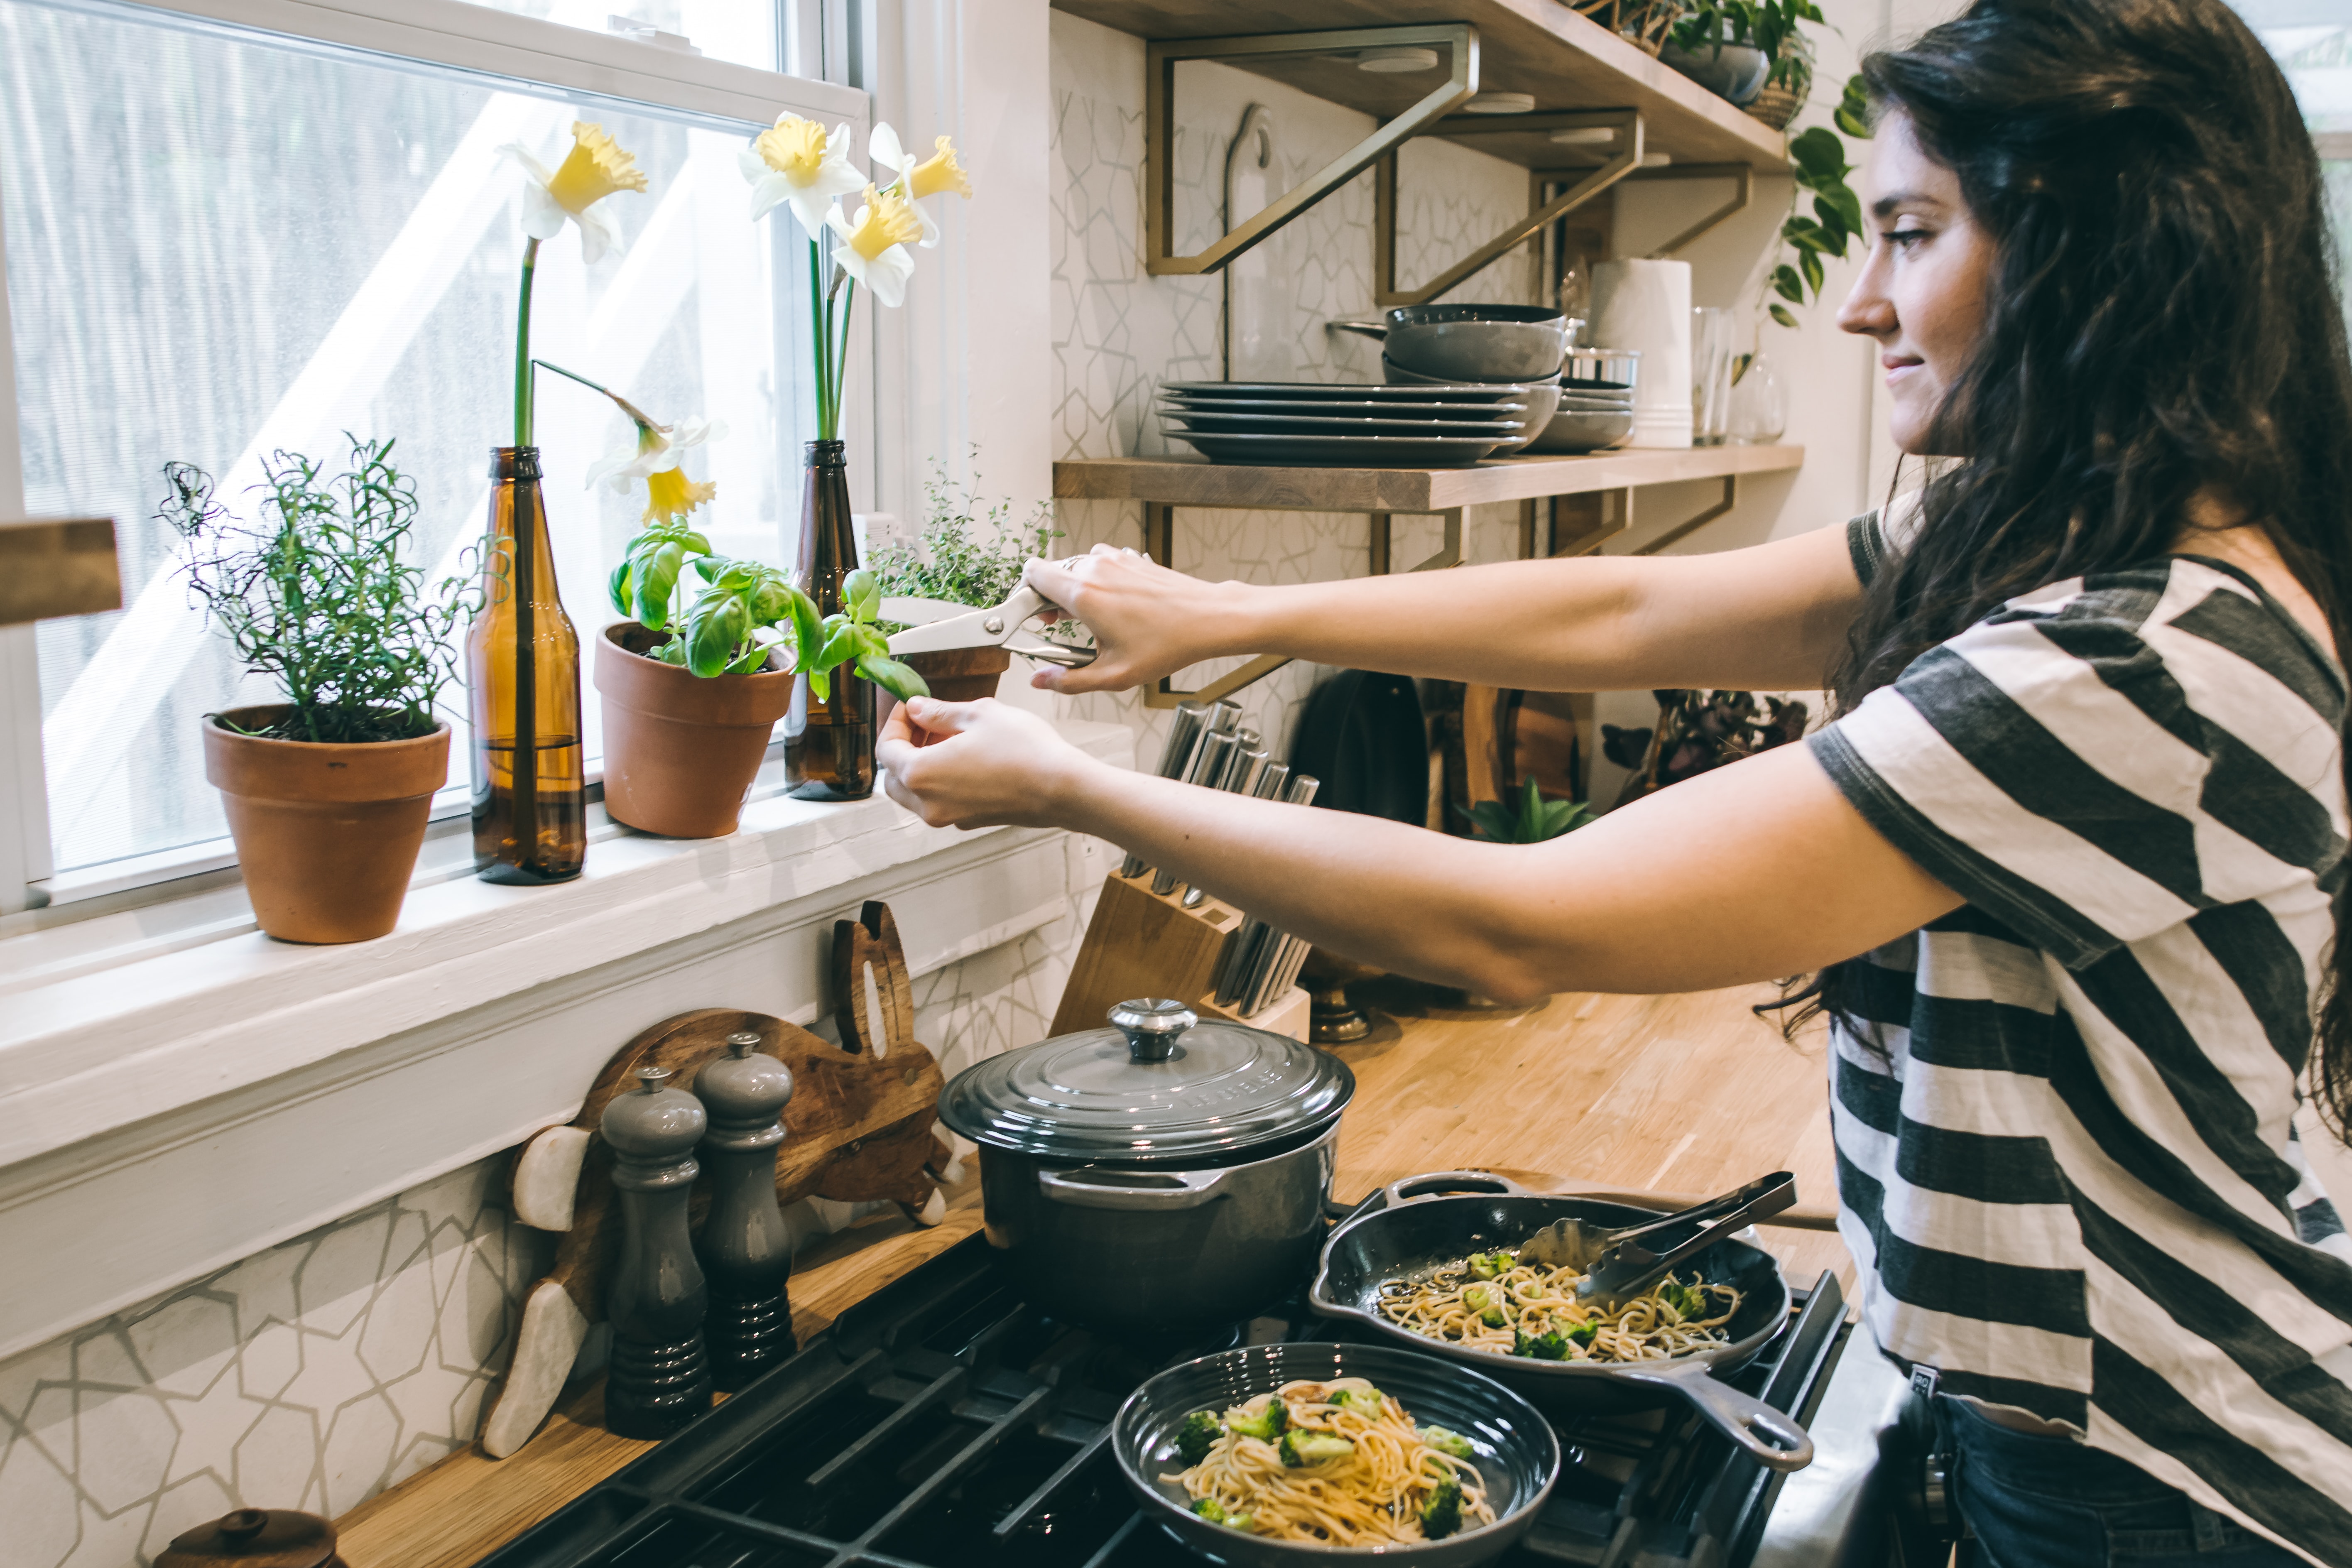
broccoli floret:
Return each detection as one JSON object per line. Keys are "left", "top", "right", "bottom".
{"left": 1513, "top": 1325, "right": 1570, "bottom": 1360}
{"left": 1421, "top": 1476, "right": 1464, "bottom": 1539}
{"left": 1331, "top": 1385, "right": 1387, "bottom": 1415}
{"left": 1460, "top": 1283, "right": 1509, "bottom": 1327}
{"left": 1659, "top": 1279, "right": 1709, "bottom": 1319}
{"left": 1229, "top": 1513, "right": 1256, "bottom": 1532}
{"left": 1176, "top": 1410, "right": 1222, "bottom": 1465}
{"left": 1224, "top": 1397, "right": 1289, "bottom": 1442}
{"left": 1191, "top": 1497, "right": 1227, "bottom": 1524}
{"left": 1565, "top": 1320, "right": 1600, "bottom": 1349}
{"left": 1279, "top": 1431, "right": 1357, "bottom": 1468}
{"left": 1419, "top": 1424, "right": 1475, "bottom": 1459}
{"left": 1467, "top": 1250, "right": 1515, "bottom": 1279}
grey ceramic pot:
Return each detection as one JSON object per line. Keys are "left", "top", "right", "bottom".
{"left": 1661, "top": 38, "right": 1770, "bottom": 104}
{"left": 1382, "top": 304, "right": 1572, "bottom": 382}
{"left": 939, "top": 998, "right": 1356, "bottom": 1338}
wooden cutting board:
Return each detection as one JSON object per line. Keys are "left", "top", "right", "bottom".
{"left": 480, "top": 900, "right": 949, "bottom": 1458}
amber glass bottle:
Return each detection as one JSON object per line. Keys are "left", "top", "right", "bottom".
{"left": 467, "top": 446, "right": 586, "bottom": 882}
{"left": 784, "top": 439, "right": 875, "bottom": 801}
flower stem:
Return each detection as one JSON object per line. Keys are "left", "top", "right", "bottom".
{"left": 809, "top": 238, "right": 832, "bottom": 440}
{"left": 513, "top": 237, "right": 540, "bottom": 448}
{"left": 834, "top": 280, "right": 857, "bottom": 427}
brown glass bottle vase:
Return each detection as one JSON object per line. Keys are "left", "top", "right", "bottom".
{"left": 785, "top": 439, "right": 876, "bottom": 801}
{"left": 466, "top": 446, "right": 587, "bottom": 882}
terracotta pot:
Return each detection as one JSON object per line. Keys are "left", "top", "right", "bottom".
{"left": 203, "top": 706, "right": 451, "bottom": 944}
{"left": 902, "top": 644, "right": 1013, "bottom": 704}
{"left": 595, "top": 623, "right": 795, "bottom": 838}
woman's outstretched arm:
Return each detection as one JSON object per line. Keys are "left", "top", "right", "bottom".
{"left": 878, "top": 698, "right": 1958, "bottom": 1002}
{"left": 1025, "top": 520, "right": 1866, "bottom": 699}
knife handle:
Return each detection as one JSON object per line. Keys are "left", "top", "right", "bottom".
{"left": 1121, "top": 703, "right": 1208, "bottom": 878}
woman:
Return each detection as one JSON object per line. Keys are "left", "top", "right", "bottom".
{"left": 880, "top": 2, "right": 2352, "bottom": 1562}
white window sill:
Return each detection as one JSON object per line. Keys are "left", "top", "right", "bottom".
{"left": 0, "top": 718, "right": 1134, "bottom": 1361}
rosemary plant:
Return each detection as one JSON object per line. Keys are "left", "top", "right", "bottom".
{"left": 159, "top": 436, "right": 472, "bottom": 744}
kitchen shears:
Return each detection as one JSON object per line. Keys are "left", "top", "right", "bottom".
{"left": 882, "top": 574, "right": 1097, "bottom": 668}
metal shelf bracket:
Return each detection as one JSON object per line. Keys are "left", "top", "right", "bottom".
{"left": 1636, "top": 163, "right": 1755, "bottom": 257}
{"left": 1376, "top": 110, "right": 1644, "bottom": 307}
{"left": 1146, "top": 24, "right": 1478, "bottom": 277}
{"left": 1139, "top": 503, "right": 1462, "bottom": 708}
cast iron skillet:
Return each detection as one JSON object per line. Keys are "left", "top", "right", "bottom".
{"left": 1308, "top": 1172, "right": 1814, "bottom": 1472}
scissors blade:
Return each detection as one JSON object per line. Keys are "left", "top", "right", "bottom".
{"left": 879, "top": 595, "right": 965, "bottom": 627}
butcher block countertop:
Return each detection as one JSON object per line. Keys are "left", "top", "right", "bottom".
{"left": 334, "top": 980, "right": 1847, "bottom": 1568}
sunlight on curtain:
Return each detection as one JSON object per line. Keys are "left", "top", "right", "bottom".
{"left": 0, "top": 0, "right": 814, "bottom": 874}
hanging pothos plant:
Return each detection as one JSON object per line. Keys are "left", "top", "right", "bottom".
{"left": 1765, "top": 76, "right": 1873, "bottom": 329}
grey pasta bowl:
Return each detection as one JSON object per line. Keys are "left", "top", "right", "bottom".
{"left": 1111, "top": 1340, "right": 1562, "bottom": 1566}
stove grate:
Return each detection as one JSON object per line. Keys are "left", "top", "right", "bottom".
{"left": 475, "top": 1237, "right": 1846, "bottom": 1568}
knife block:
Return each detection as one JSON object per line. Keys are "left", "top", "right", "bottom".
{"left": 1052, "top": 871, "right": 1309, "bottom": 1040}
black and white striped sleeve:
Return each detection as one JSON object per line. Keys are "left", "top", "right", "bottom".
{"left": 1808, "top": 576, "right": 2336, "bottom": 969}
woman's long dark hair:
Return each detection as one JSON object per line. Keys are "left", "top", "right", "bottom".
{"left": 1808, "top": 0, "right": 2352, "bottom": 1135}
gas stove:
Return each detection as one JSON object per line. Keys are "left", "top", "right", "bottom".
{"left": 475, "top": 1233, "right": 1877, "bottom": 1568}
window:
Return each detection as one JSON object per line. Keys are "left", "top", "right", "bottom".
{"left": 2235, "top": 1, "right": 2352, "bottom": 317}
{"left": 0, "top": 0, "right": 854, "bottom": 894}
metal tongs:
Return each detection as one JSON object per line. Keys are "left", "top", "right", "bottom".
{"left": 1519, "top": 1171, "right": 1797, "bottom": 1307}
{"left": 882, "top": 577, "right": 1098, "bottom": 669}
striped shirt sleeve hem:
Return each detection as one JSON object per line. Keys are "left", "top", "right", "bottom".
{"left": 1810, "top": 723, "right": 2113, "bottom": 969}
{"left": 1847, "top": 510, "right": 1883, "bottom": 588}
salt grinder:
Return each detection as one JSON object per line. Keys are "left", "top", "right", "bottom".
{"left": 693, "top": 1031, "right": 797, "bottom": 1390}
{"left": 601, "top": 1064, "right": 713, "bottom": 1438}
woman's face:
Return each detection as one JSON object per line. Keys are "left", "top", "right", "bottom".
{"left": 1837, "top": 113, "right": 1995, "bottom": 454}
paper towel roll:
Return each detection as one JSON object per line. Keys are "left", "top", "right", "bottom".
{"left": 1592, "top": 259, "right": 1693, "bottom": 448}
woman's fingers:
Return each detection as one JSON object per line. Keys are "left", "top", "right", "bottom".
{"left": 1019, "top": 547, "right": 1221, "bottom": 695}
{"left": 875, "top": 696, "right": 1086, "bottom": 831}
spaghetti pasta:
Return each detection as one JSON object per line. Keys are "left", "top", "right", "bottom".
{"left": 1161, "top": 1377, "right": 1497, "bottom": 1545}
{"left": 1376, "top": 1246, "right": 1741, "bottom": 1363}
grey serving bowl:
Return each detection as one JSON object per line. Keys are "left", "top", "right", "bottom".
{"left": 1526, "top": 407, "right": 1635, "bottom": 454}
{"left": 1378, "top": 304, "right": 1573, "bottom": 382}
{"left": 1113, "top": 1340, "right": 1561, "bottom": 1566}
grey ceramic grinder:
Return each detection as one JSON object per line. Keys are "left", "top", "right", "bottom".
{"left": 601, "top": 1064, "right": 713, "bottom": 1438}
{"left": 693, "top": 1031, "right": 796, "bottom": 1391}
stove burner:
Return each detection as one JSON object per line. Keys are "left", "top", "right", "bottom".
{"left": 475, "top": 1236, "right": 1849, "bottom": 1568}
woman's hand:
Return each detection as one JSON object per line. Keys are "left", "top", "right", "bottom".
{"left": 877, "top": 696, "right": 1097, "bottom": 830}
{"left": 1022, "top": 546, "right": 1245, "bottom": 694}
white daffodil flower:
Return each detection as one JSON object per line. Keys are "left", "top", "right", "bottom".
{"left": 500, "top": 122, "right": 647, "bottom": 265}
{"left": 825, "top": 184, "right": 924, "bottom": 307}
{"left": 867, "top": 123, "right": 972, "bottom": 249}
{"left": 586, "top": 414, "right": 728, "bottom": 492}
{"left": 740, "top": 114, "right": 865, "bottom": 239}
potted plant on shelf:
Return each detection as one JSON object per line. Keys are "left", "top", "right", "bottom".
{"left": 574, "top": 370, "right": 926, "bottom": 837}
{"left": 161, "top": 437, "right": 471, "bottom": 943}
{"left": 1662, "top": 0, "right": 1820, "bottom": 125}
{"left": 867, "top": 462, "right": 1063, "bottom": 702}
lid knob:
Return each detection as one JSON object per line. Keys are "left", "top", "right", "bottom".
{"left": 1108, "top": 998, "right": 1196, "bottom": 1063}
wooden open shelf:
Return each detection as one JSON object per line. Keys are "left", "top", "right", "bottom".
{"left": 1051, "top": 0, "right": 1789, "bottom": 172}
{"left": 1053, "top": 441, "right": 1805, "bottom": 514}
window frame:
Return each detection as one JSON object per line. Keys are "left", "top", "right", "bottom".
{"left": 0, "top": 0, "right": 879, "bottom": 916}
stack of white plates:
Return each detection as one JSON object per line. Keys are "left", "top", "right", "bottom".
{"left": 1157, "top": 381, "right": 1539, "bottom": 467}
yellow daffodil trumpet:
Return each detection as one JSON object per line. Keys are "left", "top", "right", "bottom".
{"left": 642, "top": 466, "right": 719, "bottom": 524}
{"left": 868, "top": 124, "right": 973, "bottom": 249}
{"left": 740, "top": 113, "right": 864, "bottom": 238}
{"left": 827, "top": 184, "right": 923, "bottom": 306}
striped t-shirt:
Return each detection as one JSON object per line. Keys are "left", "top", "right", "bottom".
{"left": 1811, "top": 510, "right": 2352, "bottom": 1566}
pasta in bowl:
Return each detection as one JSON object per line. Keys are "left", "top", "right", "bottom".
{"left": 1113, "top": 1343, "right": 1560, "bottom": 1565}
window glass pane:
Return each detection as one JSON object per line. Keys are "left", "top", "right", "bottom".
{"left": 2234, "top": 2, "right": 2352, "bottom": 318}
{"left": 463, "top": 0, "right": 781, "bottom": 75}
{"left": 2, "top": 0, "right": 816, "bottom": 875}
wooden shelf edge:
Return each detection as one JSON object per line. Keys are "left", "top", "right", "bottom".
{"left": 1052, "top": 443, "right": 1804, "bottom": 512}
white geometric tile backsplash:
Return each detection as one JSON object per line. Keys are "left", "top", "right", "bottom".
{"left": 1, "top": 16, "right": 1551, "bottom": 1562}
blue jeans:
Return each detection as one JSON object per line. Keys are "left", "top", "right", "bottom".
{"left": 1944, "top": 1399, "right": 2305, "bottom": 1567}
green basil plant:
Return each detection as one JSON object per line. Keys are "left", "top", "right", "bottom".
{"left": 608, "top": 523, "right": 928, "bottom": 701}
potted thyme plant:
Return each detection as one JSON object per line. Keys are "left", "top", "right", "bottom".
{"left": 867, "top": 463, "right": 1063, "bottom": 702}
{"left": 568, "top": 367, "right": 926, "bottom": 836}
{"left": 162, "top": 437, "right": 470, "bottom": 943}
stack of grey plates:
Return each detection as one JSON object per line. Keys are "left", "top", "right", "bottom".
{"left": 1157, "top": 381, "right": 1543, "bottom": 467}
{"left": 1526, "top": 346, "right": 1642, "bottom": 454}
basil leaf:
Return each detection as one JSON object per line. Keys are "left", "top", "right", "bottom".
{"left": 607, "top": 557, "right": 634, "bottom": 620}
{"left": 844, "top": 568, "right": 880, "bottom": 621}
{"left": 855, "top": 653, "right": 930, "bottom": 702}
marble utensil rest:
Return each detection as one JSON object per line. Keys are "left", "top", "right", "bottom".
{"left": 601, "top": 1065, "right": 714, "bottom": 1438}
{"left": 694, "top": 1032, "right": 797, "bottom": 1390}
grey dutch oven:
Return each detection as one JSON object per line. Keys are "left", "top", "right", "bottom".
{"left": 937, "top": 998, "right": 1355, "bottom": 1337}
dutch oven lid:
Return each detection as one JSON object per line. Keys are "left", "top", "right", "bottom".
{"left": 938, "top": 999, "right": 1354, "bottom": 1166}
{"left": 157, "top": 1509, "right": 339, "bottom": 1568}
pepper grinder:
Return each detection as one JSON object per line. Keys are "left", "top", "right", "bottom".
{"left": 601, "top": 1064, "right": 713, "bottom": 1438}
{"left": 693, "top": 1031, "right": 797, "bottom": 1390}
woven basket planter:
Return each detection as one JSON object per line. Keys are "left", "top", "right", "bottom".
{"left": 1744, "top": 80, "right": 1805, "bottom": 130}
{"left": 1569, "top": 0, "right": 1684, "bottom": 56}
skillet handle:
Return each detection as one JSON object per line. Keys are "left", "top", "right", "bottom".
{"left": 1614, "top": 1357, "right": 1815, "bottom": 1472}
{"left": 1381, "top": 1170, "right": 1530, "bottom": 1209}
